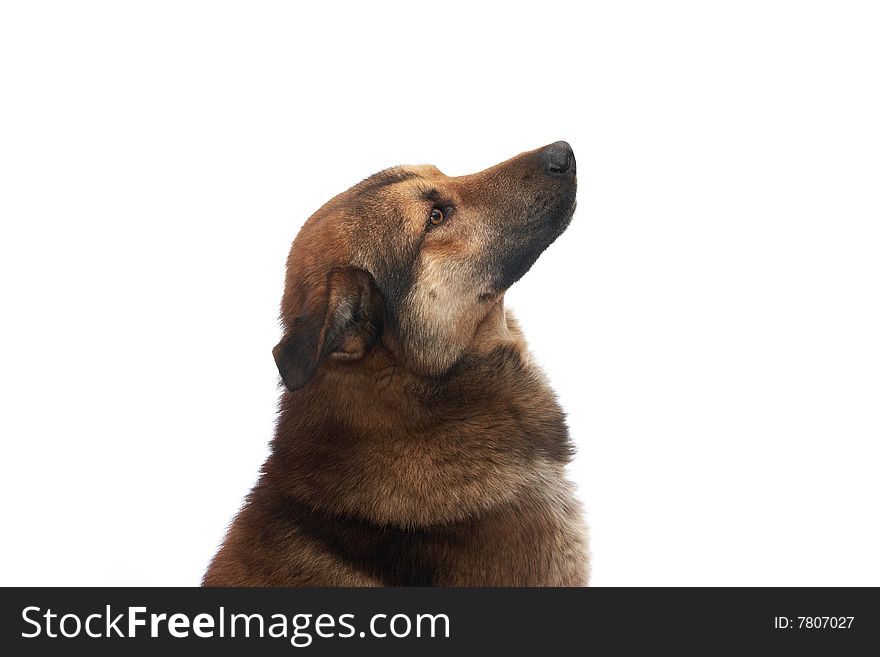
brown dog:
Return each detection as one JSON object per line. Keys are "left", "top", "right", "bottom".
{"left": 203, "top": 142, "right": 588, "bottom": 586}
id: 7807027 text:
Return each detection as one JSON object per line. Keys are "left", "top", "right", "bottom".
{"left": 774, "top": 616, "right": 854, "bottom": 629}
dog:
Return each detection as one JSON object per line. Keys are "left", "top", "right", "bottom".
{"left": 203, "top": 142, "right": 588, "bottom": 586}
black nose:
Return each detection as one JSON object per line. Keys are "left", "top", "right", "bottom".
{"left": 543, "top": 141, "right": 575, "bottom": 175}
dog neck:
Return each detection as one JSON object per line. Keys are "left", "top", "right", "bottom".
{"left": 262, "top": 308, "right": 574, "bottom": 528}
{"left": 466, "top": 297, "right": 516, "bottom": 357}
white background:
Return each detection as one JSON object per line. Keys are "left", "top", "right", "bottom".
{"left": 1, "top": 1, "right": 878, "bottom": 586}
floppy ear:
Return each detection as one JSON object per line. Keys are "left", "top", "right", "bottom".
{"left": 272, "top": 268, "right": 382, "bottom": 392}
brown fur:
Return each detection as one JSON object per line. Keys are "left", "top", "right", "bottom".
{"left": 203, "top": 142, "right": 589, "bottom": 586}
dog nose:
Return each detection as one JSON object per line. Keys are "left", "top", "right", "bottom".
{"left": 543, "top": 141, "right": 575, "bottom": 175}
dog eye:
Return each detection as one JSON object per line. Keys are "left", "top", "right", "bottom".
{"left": 429, "top": 208, "right": 445, "bottom": 226}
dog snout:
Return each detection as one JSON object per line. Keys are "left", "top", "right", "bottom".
{"left": 542, "top": 141, "right": 575, "bottom": 176}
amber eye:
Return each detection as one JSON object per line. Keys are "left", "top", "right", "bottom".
{"left": 429, "top": 208, "right": 445, "bottom": 226}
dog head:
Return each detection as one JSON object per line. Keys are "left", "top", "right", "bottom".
{"left": 273, "top": 141, "right": 577, "bottom": 391}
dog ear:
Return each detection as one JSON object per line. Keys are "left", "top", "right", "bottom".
{"left": 272, "top": 268, "right": 382, "bottom": 392}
